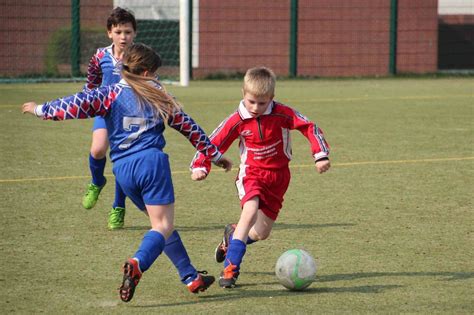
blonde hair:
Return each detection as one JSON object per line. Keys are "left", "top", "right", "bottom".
{"left": 121, "top": 43, "right": 182, "bottom": 121}
{"left": 243, "top": 67, "right": 276, "bottom": 97}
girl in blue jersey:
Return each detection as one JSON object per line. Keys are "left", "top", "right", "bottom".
{"left": 83, "top": 7, "right": 137, "bottom": 230}
{"left": 22, "top": 43, "right": 233, "bottom": 302}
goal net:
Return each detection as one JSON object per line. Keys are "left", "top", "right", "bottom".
{"left": 115, "top": 0, "right": 182, "bottom": 83}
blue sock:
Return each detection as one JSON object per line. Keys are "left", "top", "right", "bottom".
{"left": 164, "top": 230, "right": 198, "bottom": 284}
{"left": 246, "top": 236, "right": 256, "bottom": 245}
{"left": 224, "top": 239, "right": 247, "bottom": 272}
{"left": 133, "top": 230, "right": 165, "bottom": 272}
{"left": 89, "top": 154, "right": 106, "bottom": 186}
{"left": 112, "top": 179, "right": 126, "bottom": 209}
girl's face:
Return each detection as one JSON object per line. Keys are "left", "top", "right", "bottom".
{"left": 107, "top": 22, "right": 136, "bottom": 55}
{"left": 242, "top": 92, "right": 273, "bottom": 118}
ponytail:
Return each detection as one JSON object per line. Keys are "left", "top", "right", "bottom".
{"left": 121, "top": 43, "right": 182, "bottom": 121}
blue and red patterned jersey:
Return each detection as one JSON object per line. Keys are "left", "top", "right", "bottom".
{"left": 37, "top": 80, "right": 222, "bottom": 163}
{"left": 83, "top": 45, "right": 122, "bottom": 91}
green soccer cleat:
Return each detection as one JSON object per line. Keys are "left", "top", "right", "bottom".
{"left": 82, "top": 179, "right": 106, "bottom": 209}
{"left": 108, "top": 206, "right": 126, "bottom": 230}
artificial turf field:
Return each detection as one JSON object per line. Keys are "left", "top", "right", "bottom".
{"left": 0, "top": 77, "right": 472, "bottom": 313}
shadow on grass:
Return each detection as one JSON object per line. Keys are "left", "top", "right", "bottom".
{"left": 132, "top": 284, "right": 402, "bottom": 308}
{"left": 318, "top": 271, "right": 474, "bottom": 282}
{"left": 247, "top": 270, "right": 474, "bottom": 282}
{"left": 131, "top": 271, "right": 405, "bottom": 308}
{"left": 122, "top": 222, "right": 355, "bottom": 232}
{"left": 131, "top": 269, "right": 473, "bottom": 308}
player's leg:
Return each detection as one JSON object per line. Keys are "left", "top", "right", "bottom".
{"left": 219, "top": 196, "right": 259, "bottom": 288}
{"left": 248, "top": 209, "right": 275, "bottom": 241}
{"left": 118, "top": 149, "right": 214, "bottom": 300}
{"left": 164, "top": 230, "right": 215, "bottom": 293}
{"left": 83, "top": 119, "right": 108, "bottom": 209}
{"left": 215, "top": 168, "right": 261, "bottom": 262}
{"left": 119, "top": 203, "right": 172, "bottom": 302}
{"left": 108, "top": 180, "right": 127, "bottom": 230}
{"left": 216, "top": 204, "right": 276, "bottom": 263}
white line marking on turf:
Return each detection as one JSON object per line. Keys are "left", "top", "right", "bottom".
{"left": 1, "top": 156, "right": 472, "bottom": 183}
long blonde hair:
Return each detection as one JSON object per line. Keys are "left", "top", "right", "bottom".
{"left": 121, "top": 43, "right": 182, "bottom": 121}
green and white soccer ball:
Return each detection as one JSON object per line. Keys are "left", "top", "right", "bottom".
{"left": 275, "top": 249, "right": 317, "bottom": 291}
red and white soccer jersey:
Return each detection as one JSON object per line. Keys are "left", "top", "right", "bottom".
{"left": 191, "top": 100, "right": 330, "bottom": 219}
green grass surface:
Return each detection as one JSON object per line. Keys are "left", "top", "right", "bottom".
{"left": 1, "top": 78, "right": 473, "bottom": 313}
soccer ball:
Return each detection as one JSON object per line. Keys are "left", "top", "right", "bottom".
{"left": 275, "top": 249, "right": 317, "bottom": 291}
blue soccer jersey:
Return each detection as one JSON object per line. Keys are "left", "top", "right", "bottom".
{"left": 36, "top": 80, "right": 222, "bottom": 163}
{"left": 84, "top": 45, "right": 123, "bottom": 130}
{"left": 84, "top": 45, "right": 122, "bottom": 91}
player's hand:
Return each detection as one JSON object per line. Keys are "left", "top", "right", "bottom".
{"left": 22, "top": 102, "right": 37, "bottom": 115}
{"left": 315, "top": 159, "right": 331, "bottom": 174}
{"left": 191, "top": 170, "right": 208, "bottom": 181}
{"left": 215, "top": 155, "right": 233, "bottom": 172}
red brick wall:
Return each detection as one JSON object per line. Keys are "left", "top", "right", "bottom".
{"left": 0, "top": 0, "right": 112, "bottom": 76}
{"left": 2, "top": 0, "right": 439, "bottom": 77}
{"left": 397, "top": 0, "right": 438, "bottom": 73}
{"left": 194, "top": 0, "right": 291, "bottom": 78}
{"left": 298, "top": 0, "right": 390, "bottom": 77}
{"left": 196, "top": 0, "right": 438, "bottom": 78}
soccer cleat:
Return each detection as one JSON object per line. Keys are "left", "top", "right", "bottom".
{"left": 119, "top": 258, "right": 142, "bottom": 302}
{"left": 218, "top": 262, "right": 239, "bottom": 288}
{"left": 82, "top": 178, "right": 107, "bottom": 209}
{"left": 215, "top": 224, "right": 236, "bottom": 263}
{"left": 187, "top": 271, "right": 215, "bottom": 293}
{"left": 108, "top": 207, "right": 126, "bottom": 230}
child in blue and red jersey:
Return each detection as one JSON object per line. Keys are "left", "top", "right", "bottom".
{"left": 190, "top": 66, "right": 330, "bottom": 288}
{"left": 82, "top": 7, "right": 137, "bottom": 230}
{"left": 22, "top": 43, "right": 233, "bottom": 302}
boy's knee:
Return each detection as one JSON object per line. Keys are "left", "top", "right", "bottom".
{"left": 250, "top": 229, "right": 271, "bottom": 241}
{"left": 90, "top": 146, "right": 107, "bottom": 159}
{"left": 259, "top": 231, "right": 271, "bottom": 240}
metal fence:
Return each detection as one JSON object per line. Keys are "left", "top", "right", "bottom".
{"left": 1, "top": 0, "right": 473, "bottom": 81}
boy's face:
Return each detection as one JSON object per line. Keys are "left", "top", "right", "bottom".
{"left": 242, "top": 91, "right": 274, "bottom": 118}
{"left": 107, "top": 22, "right": 136, "bottom": 52}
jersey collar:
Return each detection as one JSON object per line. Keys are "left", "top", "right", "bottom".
{"left": 238, "top": 100, "right": 274, "bottom": 120}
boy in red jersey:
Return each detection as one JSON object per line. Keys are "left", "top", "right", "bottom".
{"left": 190, "top": 66, "right": 331, "bottom": 288}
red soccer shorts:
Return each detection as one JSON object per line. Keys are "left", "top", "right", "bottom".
{"left": 235, "top": 166, "right": 291, "bottom": 220}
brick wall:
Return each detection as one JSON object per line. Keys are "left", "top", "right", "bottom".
{"left": 0, "top": 0, "right": 112, "bottom": 76}
{"left": 298, "top": 0, "right": 390, "bottom": 77}
{"left": 2, "top": 0, "right": 440, "bottom": 78}
{"left": 397, "top": 0, "right": 438, "bottom": 73}
{"left": 194, "top": 0, "right": 291, "bottom": 78}
{"left": 196, "top": 0, "right": 438, "bottom": 78}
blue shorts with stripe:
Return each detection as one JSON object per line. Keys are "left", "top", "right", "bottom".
{"left": 112, "top": 148, "right": 175, "bottom": 211}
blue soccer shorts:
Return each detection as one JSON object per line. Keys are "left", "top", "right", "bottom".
{"left": 112, "top": 149, "right": 175, "bottom": 211}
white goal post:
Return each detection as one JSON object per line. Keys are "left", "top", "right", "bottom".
{"left": 114, "top": 0, "right": 195, "bottom": 86}
{"left": 179, "top": 0, "right": 190, "bottom": 86}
